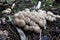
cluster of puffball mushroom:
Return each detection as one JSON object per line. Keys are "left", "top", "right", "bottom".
{"left": 13, "top": 9, "right": 60, "bottom": 33}
{"left": 0, "top": 30, "right": 8, "bottom": 40}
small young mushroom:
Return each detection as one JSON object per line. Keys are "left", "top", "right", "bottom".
{"left": 13, "top": 18, "right": 20, "bottom": 25}
{"left": 0, "top": 30, "right": 3, "bottom": 35}
{"left": 29, "top": 26, "right": 34, "bottom": 31}
{"left": 33, "top": 26, "right": 40, "bottom": 33}
{"left": 18, "top": 20, "right": 26, "bottom": 27}
{"left": 14, "top": 18, "right": 25, "bottom": 27}
{"left": 2, "top": 8, "right": 11, "bottom": 14}
{"left": 24, "top": 17, "right": 31, "bottom": 24}
{"left": 14, "top": 13, "right": 19, "bottom": 18}
{"left": 3, "top": 30, "right": 8, "bottom": 37}
{"left": 18, "top": 13, "right": 25, "bottom": 19}
{"left": 24, "top": 25, "right": 30, "bottom": 31}
{"left": 46, "top": 11, "right": 56, "bottom": 21}
{"left": 29, "top": 21, "right": 38, "bottom": 26}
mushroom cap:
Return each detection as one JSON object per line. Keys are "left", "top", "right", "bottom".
{"left": 33, "top": 26, "right": 40, "bottom": 33}
{"left": 24, "top": 25, "right": 30, "bottom": 31}
{"left": 13, "top": 18, "right": 20, "bottom": 25}
{"left": 18, "top": 20, "right": 26, "bottom": 27}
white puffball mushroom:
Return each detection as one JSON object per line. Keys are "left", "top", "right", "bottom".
{"left": 47, "top": 11, "right": 56, "bottom": 17}
{"left": 23, "top": 12, "right": 31, "bottom": 17}
{"left": 24, "top": 25, "right": 30, "bottom": 31}
{"left": 30, "top": 16, "right": 39, "bottom": 23}
{"left": 14, "top": 13, "right": 19, "bottom": 17}
{"left": 24, "top": 17, "right": 31, "bottom": 24}
{"left": 29, "top": 26, "right": 34, "bottom": 31}
{"left": 46, "top": 11, "right": 57, "bottom": 21}
{"left": 0, "top": 30, "right": 3, "bottom": 35}
{"left": 39, "top": 19, "right": 44, "bottom": 26}
{"left": 25, "top": 8, "right": 30, "bottom": 12}
{"left": 18, "top": 20, "right": 26, "bottom": 27}
{"left": 18, "top": 13, "right": 25, "bottom": 19}
{"left": 2, "top": 8, "right": 11, "bottom": 14}
{"left": 0, "top": 30, "right": 8, "bottom": 37}
{"left": 33, "top": 26, "right": 40, "bottom": 33}
{"left": 3, "top": 30, "right": 8, "bottom": 36}
{"left": 13, "top": 18, "right": 20, "bottom": 25}
{"left": 14, "top": 18, "right": 26, "bottom": 27}
{"left": 46, "top": 15, "right": 56, "bottom": 21}
{"left": 29, "top": 21, "right": 38, "bottom": 26}
{"left": 38, "top": 9, "right": 47, "bottom": 18}
{"left": 56, "top": 15, "right": 60, "bottom": 18}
